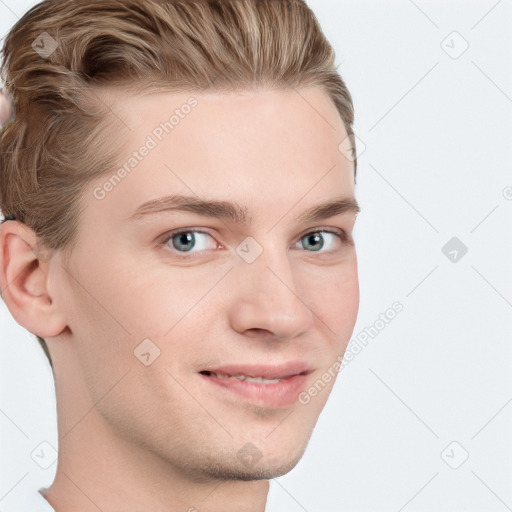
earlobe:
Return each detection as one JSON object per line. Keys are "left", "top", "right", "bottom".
{"left": 0, "top": 221, "right": 67, "bottom": 338}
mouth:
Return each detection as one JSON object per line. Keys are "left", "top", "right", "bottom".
{"left": 198, "top": 363, "right": 313, "bottom": 408}
{"left": 199, "top": 370, "right": 307, "bottom": 383}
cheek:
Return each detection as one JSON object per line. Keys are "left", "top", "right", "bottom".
{"left": 59, "top": 255, "right": 144, "bottom": 365}
{"left": 307, "top": 257, "right": 359, "bottom": 340}
{"left": 72, "top": 254, "right": 171, "bottom": 340}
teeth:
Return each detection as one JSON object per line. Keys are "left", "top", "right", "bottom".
{"left": 212, "top": 372, "right": 282, "bottom": 384}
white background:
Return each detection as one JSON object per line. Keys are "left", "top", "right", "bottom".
{"left": 1, "top": 1, "right": 511, "bottom": 511}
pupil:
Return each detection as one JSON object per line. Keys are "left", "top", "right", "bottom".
{"left": 173, "top": 232, "right": 195, "bottom": 251}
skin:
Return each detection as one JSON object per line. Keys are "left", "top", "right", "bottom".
{"left": 0, "top": 90, "right": 14, "bottom": 126}
{"left": 0, "top": 86, "right": 359, "bottom": 512}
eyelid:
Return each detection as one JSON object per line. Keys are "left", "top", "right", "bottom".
{"left": 298, "top": 225, "right": 349, "bottom": 240}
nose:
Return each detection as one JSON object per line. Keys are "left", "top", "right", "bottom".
{"left": 227, "top": 245, "right": 315, "bottom": 341}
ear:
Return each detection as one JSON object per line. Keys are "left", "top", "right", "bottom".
{"left": 0, "top": 220, "right": 66, "bottom": 338}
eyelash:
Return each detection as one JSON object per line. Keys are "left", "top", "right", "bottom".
{"left": 158, "top": 226, "right": 352, "bottom": 258}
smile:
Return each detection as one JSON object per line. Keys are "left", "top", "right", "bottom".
{"left": 198, "top": 364, "right": 312, "bottom": 408}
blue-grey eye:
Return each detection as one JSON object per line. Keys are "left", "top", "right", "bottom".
{"left": 297, "top": 230, "right": 347, "bottom": 252}
{"left": 172, "top": 232, "right": 195, "bottom": 252}
{"left": 168, "top": 231, "right": 216, "bottom": 252}
{"left": 301, "top": 232, "right": 324, "bottom": 251}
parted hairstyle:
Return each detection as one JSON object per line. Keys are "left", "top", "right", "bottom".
{"left": 0, "top": 0, "right": 358, "bottom": 369}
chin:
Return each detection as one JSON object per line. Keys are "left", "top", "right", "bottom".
{"left": 202, "top": 450, "right": 307, "bottom": 482}
{"left": 242, "top": 455, "right": 305, "bottom": 480}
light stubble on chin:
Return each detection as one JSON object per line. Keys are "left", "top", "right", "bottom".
{"left": 190, "top": 449, "right": 309, "bottom": 483}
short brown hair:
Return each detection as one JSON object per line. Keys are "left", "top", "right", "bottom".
{"left": 0, "top": 0, "right": 358, "bottom": 369}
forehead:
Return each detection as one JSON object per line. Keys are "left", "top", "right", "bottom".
{"left": 86, "top": 86, "right": 355, "bottom": 225}
{"left": 102, "top": 84, "right": 349, "bottom": 154}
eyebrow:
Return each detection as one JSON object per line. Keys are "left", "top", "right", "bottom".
{"left": 129, "top": 194, "right": 360, "bottom": 224}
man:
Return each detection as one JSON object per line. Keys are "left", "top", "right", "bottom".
{"left": 0, "top": 1, "right": 360, "bottom": 510}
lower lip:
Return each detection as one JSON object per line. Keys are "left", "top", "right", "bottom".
{"left": 199, "top": 373, "right": 309, "bottom": 408}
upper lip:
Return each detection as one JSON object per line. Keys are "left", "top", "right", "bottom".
{"left": 199, "top": 361, "right": 313, "bottom": 380}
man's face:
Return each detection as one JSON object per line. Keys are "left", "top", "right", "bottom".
{"left": 49, "top": 86, "right": 359, "bottom": 480}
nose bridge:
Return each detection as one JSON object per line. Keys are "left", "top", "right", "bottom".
{"left": 239, "top": 236, "right": 297, "bottom": 298}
